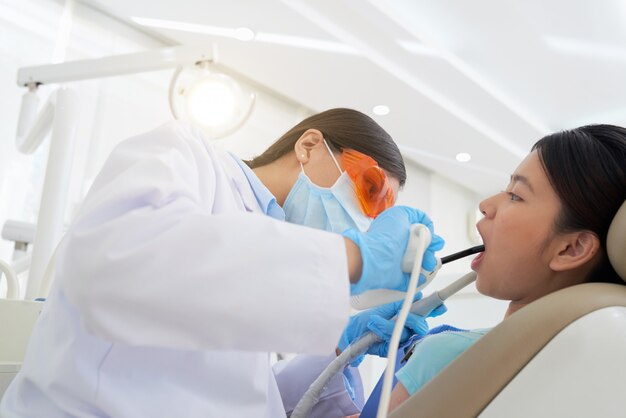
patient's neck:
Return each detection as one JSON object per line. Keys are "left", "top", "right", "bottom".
{"left": 503, "top": 270, "right": 592, "bottom": 320}
{"left": 503, "top": 302, "right": 526, "bottom": 319}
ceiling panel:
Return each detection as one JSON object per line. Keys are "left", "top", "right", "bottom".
{"left": 79, "top": 0, "right": 626, "bottom": 195}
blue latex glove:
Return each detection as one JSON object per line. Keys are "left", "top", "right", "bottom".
{"left": 343, "top": 206, "right": 445, "bottom": 295}
{"left": 338, "top": 297, "right": 448, "bottom": 367}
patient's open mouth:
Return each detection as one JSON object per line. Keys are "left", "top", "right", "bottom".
{"left": 471, "top": 250, "right": 485, "bottom": 270}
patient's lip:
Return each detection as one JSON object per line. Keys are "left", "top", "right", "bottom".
{"left": 471, "top": 251, "right": 484, "bottom": 270}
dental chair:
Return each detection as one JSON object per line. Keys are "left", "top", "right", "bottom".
{"left": 390, "top": 200, "right": 626, "bottom": 418}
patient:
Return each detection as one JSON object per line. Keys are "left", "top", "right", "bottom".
{"left": 388, "top": 124, "right": 626, "bottom": 412}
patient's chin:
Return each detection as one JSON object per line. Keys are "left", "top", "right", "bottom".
{"left": 475, "top": 274, "right": 495, "bottom": 297}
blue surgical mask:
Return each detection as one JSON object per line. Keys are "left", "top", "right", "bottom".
{"left": 283, "top": 141, "right": 372, "bottom": 233}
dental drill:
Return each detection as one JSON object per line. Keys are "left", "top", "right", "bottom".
{"left": 291, "top": 225, "right": 484, "bottom": 418}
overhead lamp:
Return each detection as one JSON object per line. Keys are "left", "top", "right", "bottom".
{"left": 15, "top": 44, "right": 257, "bottom": 298}
{"left": 169, "top": 60, "right": 255, "bottom": 139}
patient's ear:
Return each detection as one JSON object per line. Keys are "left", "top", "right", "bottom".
{"left": 549, "top": 231, "right": 600, "bottom": 272}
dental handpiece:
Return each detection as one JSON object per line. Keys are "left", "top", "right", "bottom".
{"left": 410, "top": 245, "right": 484, "bottom": 316}
{"left": 350, "top": 236, "right": 485, "bottom": 310}
{"left": 441, "top": 245, "right": 485, "bottom": 265}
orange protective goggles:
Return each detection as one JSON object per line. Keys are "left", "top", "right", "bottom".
{"left": 341, "top": 149, "right": 395, "bottom": 218}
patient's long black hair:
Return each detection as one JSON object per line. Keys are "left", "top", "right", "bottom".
{"left": 533, "top": 124, "right": 626, "bottom": 284}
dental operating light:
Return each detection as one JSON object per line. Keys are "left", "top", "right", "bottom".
{"left": 18, "top": 44, "right": 256, "bottom": 141}
{"left": 15, "top": 44, "right": 256, "bottom": 299}
{"left": 169, "top": 60, "right": 255, "bottom": 139}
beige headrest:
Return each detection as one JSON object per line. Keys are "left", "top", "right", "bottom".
{"left": 607, "top": 200, "right": 626, "bottom": 281}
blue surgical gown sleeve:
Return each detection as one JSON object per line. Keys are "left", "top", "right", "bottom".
{"left": 273, "top": 353, "right": 364, "bottom": 417}
{"left": 395, "top": 329, "right": 489, "bottom": 396}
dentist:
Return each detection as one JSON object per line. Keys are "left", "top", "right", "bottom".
{"left": 1, "top": 108, "right": 443, "bottom": 418}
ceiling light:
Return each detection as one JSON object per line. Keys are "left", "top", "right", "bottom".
{"left": 373, "top": 105, "right": 390, "bottom": 116}
{"left": 234, "top": 27, "right": 255, "bottom": 41}
{"left": 169, "top": 61, "right": 255, "bottom": 139}
{"left": 455, "top": 152, "right": 471, "bottom": 162}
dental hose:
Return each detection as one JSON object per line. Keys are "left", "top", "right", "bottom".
{"left": 290, "top": 332, "right": 379, "bottom": 418}
{"left": 410, "top": 271, "right": 478, "bottom": 316}
{"left": 290, "top": 241, "right": 484, "bottom": 418}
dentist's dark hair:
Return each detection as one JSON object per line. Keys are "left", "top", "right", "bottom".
{"left": 532, "top": 124, "right": 626, "bottom": 284}
{"left": 245, "top": 108, "right": 407, "bottom": 186}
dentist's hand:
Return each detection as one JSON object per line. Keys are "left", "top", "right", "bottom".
{"left": 338, "top": 298, "right": 447, "bottom": 367}
{"left": 343, "top": 206, "right": 445, "bottom": 295}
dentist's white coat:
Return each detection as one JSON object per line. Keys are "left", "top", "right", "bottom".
{"left": 0, "top": 122, "right": 351, "bottom": 417}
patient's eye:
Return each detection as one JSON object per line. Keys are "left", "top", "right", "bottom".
{"left": 507, "top": 192, "right": 522, "bottom": 202}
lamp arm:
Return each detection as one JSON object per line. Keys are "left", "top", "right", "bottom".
{"left": 16, "top": 88, "right": 57, "bottom": 155}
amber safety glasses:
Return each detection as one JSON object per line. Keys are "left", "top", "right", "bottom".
{"left": 341, "top": 149, "right": 395, "bottom": 218}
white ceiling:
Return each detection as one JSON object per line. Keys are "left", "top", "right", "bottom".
{"left": 81, "top": 0, "right": 626, "bottom": 195}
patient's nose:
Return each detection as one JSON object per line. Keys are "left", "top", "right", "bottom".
{"left": 478, "top": 194, "right": 498, "bottom": 219}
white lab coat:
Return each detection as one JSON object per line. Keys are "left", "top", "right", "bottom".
{"left": 0, "top": 122, "right": 354, "bottom": 417}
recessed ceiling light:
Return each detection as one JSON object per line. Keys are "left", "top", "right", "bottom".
{"left": 234, "top": 27, "right": 255, "bottom": 41}
{"left": 456, "top": 152, "right": 471, "bottom": 162}
{"left": 373, "top": 105, "right": 390, "bottom": 116}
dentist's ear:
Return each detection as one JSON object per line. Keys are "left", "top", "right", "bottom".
{"left": 294, "top": 129, "right": 324, "bottom": 164}
{"left": 549, "top": 230, "right": 601, "bottom": 272}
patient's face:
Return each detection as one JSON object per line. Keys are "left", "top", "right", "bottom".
{"left": 473, "top": 151, "right": 564, "bottom": 304}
